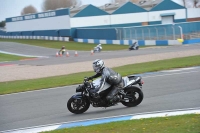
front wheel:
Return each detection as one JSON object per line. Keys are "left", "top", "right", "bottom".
{"left": 121, "top": 86, "right": 143, "bottom": 107}
{"left": 67, "top": 96, "right": 90, "bottom": 114}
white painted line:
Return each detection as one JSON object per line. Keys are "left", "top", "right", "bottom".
{"left": 0, "top": 50, "right": 48, "bottom": 58}
{"left": 161, "top": 67, "right": 198, "bottom": 73}
{"left": 2, "top": 107, "right": 200, "bottom": 133}
{"left": 143, "top": 70, "right": 199, "bottom": 79}
{"left": 130, "top": 109, "right": 200, "bottom": 120}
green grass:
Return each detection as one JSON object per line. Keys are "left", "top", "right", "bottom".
{"left": 0, "top": 55, "right": 200, "bottom": 95}
{"left": 0, "top": 53, "right": 31, "bottom": 62}
{"left": 0, "top": 39, "right": 131, "bottom": 51}
{"left": 42, "top": 114, "right": 200, "bottom": 133}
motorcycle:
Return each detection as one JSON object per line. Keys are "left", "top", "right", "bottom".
{"left": 129, "top": 42, "right": 139, "bottom": 50}
{"left": 67, "top": 75, "right": 144, "bottom": 114}
{"left": 93, "top": 44, "right": 102, "bottom": 53}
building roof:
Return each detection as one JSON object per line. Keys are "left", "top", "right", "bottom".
{"left": 135, "top": 0, "right": 163, "bottom": 11}
{"left": 98, "top": 0, "right": 163, "bottom": 14}
{"left": 98, "top": 2, "right": 126, "bottom": 14}
{"left": 150, "top": 0, "right": 185, "bottom": 11}
{"left": 112, "top": 2, "right": 147, "bottom": 14}
{"left": 72, "top": 4, "right": 109, "bottom": 17}
{"left": 70, "top": 5, "right": 89, "bottom": 17}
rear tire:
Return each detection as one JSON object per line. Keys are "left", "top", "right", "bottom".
{"left": 121, "top": 86, "right": 143, "bottom": 107}
{"left": 67, "top": 97, "right": 90, "bottom": 114}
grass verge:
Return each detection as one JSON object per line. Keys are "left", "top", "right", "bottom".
{"left": 0, "top": 39, "right": 130, "bottom": 51}
{"left": 0, "top": 53, "right": 31, "bottom": 62}
{"left": 0, "top": 55, "right": 200, "bottom": 95}
{"left": 42, "top": 114, "right": 200, "bottom": 133}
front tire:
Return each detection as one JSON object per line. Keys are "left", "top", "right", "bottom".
{"left": 121, "top": 86, "right": 143, "bottom": 107}
{"left": 67, "top": 97, "right": 90, "bottom": 114}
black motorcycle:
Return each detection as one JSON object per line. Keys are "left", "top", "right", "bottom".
{"left": 129, "top": 42, "right": 139, "bottom": 50}
{"left": 67, "top": 75, "right": 144, "bottom": 114}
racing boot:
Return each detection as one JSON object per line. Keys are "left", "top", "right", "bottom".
{"left": 110, "top": 95, "right": 122, "bottom": 105}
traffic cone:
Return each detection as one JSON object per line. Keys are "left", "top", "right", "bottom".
{"left": 74, "top": 51, "right": 78, "bottom": 57}
{"left": 91, "top": 49, "right": 94, "bottom": 55}
{"left": 56, "top": 52, "right": 59, "bottom": 57}
{"left": 59, "top": 53, "right": 62, "bottom": 57}
{"left": 66, "top": 51, "right": 69, "bottom": 57}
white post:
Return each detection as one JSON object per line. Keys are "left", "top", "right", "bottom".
{"left": 172, "top": 26, "right": 175, "bottom": 40}
{"left": 178, "top": 26, "right": 183, "bottom": 39}
{"left": 154, "top": 27, "right": 158, "bottom": 40}
{"left": 147, "top": 28, "right": 150, "bottom": 40}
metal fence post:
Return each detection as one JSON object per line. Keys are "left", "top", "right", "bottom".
{"left": 142, "top": 28, "right": 144, "bottom": 40}
{"left": 130, "top": 29, "right": 131, "bottom": 40}
{"left": 115, "top": 28, "right": 118, "bottom": 40}
{"left": 178, "top": 26, "right": 183, "bottom": 39}
{"left": 124, "top": 28, "right": 126, "bottom": 40}
{"left": 147, "top": 28, "right": 150, "bottom": 40}
{"left": 172, "top": 26, "right": 175, "bottom": 40}
{"left": 163, "top": 27, "right": 166, "bottom": 40}
{"left": 154, "top": 27, "right": 158, "bottom": 40}
{"left": 135, "top": 28, "right": 137, "bottom": 40}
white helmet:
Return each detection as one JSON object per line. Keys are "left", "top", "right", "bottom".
{"left": 93, "top": 59, "right": 105, "bottom": 73}
{"left": 98, "top": 44, "right": 101, "bottom": 46}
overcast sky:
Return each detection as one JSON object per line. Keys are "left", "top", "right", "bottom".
{"left": 0, "top": 0, "right": 111, "bottom": 21}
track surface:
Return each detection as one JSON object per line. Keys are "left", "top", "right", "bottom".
{"left": 0, "top": 42, "right": 200, "bottom": 66}
{"left": 0, "top": 67, "right": 200, "bottom": 131}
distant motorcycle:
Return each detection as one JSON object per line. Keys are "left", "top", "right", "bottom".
{"left": 93, "top": 44, "right": 102, "bottom": 53}
{"left": 67, "top": 75, "right": 144, "bottom": 114}
{"left": 129, "top": 42, "right": 139, "bottom": 50}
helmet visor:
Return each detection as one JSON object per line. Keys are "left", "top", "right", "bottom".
{"left": 93, "top": 64, "right": 100, "bottom": 73}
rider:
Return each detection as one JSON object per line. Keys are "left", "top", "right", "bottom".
{"left": 87, "top": 59, "right": 124, "bottom": 104}
{"left": 59, "top": 46, "right": 66, "bottom": 55}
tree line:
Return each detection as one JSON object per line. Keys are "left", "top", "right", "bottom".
{"left": 20, "top": 0, "right": 138, "bottom": 15}
{"left": 0, "top": 21, "right": 5, "bottom": 27}
{"left": 21, "top": 0, "right": 82, "bottom": 15}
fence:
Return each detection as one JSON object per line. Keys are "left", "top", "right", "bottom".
{"left": 116, "top": 22, "right": 200, "bottom": 40}
{"left": 0, "top": 35, "right": 69, "bottom": 41}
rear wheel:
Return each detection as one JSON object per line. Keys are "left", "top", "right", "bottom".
{"left": 121, "top": 86, "right": 143, "bottom": 107}
{"left": 67, "top": 97, "right": 90, "bottom": 114}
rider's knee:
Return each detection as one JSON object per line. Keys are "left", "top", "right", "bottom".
{"left": 106, "top": 95, "right": 112, "bottom": 101}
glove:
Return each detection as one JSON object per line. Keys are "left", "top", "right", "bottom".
{"left": 84, "top": 77, "right": 92, "bottom": 81}
{"left": 88, "top": 77, "right": 93, "bottom": 80}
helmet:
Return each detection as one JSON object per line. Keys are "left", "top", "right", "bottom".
{"left": 98, "top": 44, "right": 101, "bottom": 46}
{"left": 62, "top": 46, "right": 65, "bottom": 48}
{"left": 93, "top": 59, "right": 105, "bottom": 73}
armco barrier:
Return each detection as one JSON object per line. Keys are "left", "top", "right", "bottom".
{"left": 0, "top": 36, "right": 69, "bottom": 42}
{"left": 74, "top": 38, "right": 183, "bottom": 46}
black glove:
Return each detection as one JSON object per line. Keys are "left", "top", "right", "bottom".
{"left": 84, "top": 77, "right": 92, "bottom": 81}
{"left": 87, "top": 77, "right": 93, "bottom": 80}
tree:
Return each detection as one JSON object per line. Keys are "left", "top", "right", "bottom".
{"left": 42, "top": 0, "right": 82, "bottom": 11}
{"left": 0, "top": 21, "right": 5, "bottom": 27}
{"left": 21, "top": 5, "right": 38, "bottom": 15}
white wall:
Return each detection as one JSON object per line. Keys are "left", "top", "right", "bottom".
{"left": 148, "top": 9, "right": 186, "bottom": 22}
{"left": 7, "top": 15, "right": 70, "bottom": 32}
{"left": 110, "top": 12, "right": 148, "bottom": 25}
{"left": 70, "top": 15, "right": 110, "bottom": 28}
{"left": 187, "top": 8, "right": 200, "bottom": 18}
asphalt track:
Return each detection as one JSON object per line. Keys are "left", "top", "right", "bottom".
{"left": 0, "top": 67, "right": 200, "bottom": 131}
{"left": 0, "top": 42, "right": 200, "bottom": 132}
{"left": 0, "top": 42, "right": 200, "bottom": 66}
